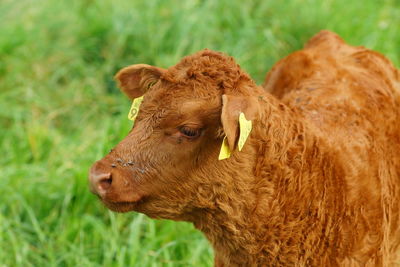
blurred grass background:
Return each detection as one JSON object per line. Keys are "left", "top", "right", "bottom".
{"left": 0, "top": 0, "right": 399, "bottom": 266}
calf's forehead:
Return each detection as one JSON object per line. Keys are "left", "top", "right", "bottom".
{"left": 144, "top": 79, "right": 222, "bottom": 110}
{"left": 135, "top": 86, "right": 221, "bottom": 130}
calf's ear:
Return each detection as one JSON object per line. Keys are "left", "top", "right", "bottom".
{"left": 115, "top": 64, "right": 165, "bottom": 99}
{"left": 221, "top": 95, "right": 260, "bottom": 151}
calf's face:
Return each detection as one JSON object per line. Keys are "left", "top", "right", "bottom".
{"left": 89, "top": 51, "right": 259, "bottom": 220}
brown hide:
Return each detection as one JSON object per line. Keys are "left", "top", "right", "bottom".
{"left": 89, "top": 30, "right": 400, "bottom": 266}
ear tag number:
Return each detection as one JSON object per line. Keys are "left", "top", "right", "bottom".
{"left": 218, "top": 136, "right": 231, "bottom": 160}
{"left": 128, "top": 96, "right": 144, "bottom": 122}
{"left": 238, "top": 112, "right": 252, "bottom": 151}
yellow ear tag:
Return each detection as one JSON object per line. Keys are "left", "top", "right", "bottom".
{"left": 128, "top": 96, "right": 144, "bottom": 122}
{"left": 238, "top": 112, "right": 252, "bottom": 151}
{"left": 218, "top": 136, "right": 231, "bottom": 160}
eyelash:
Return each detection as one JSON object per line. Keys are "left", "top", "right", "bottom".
{"left": 179, "top": 126, "right": 201, "bottom": 138}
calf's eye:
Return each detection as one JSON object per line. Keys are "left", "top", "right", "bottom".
{"left": 179, "top": 126, "right": 201, "bottom": 138}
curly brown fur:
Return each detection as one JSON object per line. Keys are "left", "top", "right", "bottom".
{"left": 89, "top": 30, "right": 400, "bottom": 266}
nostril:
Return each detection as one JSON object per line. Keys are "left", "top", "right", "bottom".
{"left": 89, "top": 171, "right": 113, "bottom": 196}
{"left": 98, "top": 175, "right": 112, "bottom": 191}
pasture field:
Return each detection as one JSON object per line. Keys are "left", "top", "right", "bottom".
{"left": 0, "top": 0, "right": 399, "bottom": 266}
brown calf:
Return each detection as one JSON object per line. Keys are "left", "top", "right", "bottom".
{"left": 89, "top": 31, "right": 400, "bottom": 266}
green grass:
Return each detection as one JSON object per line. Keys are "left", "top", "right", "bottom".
{"left": 0, "top": 0, "right": 399, "bottom": 266}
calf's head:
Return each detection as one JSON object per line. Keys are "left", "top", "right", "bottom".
{"left": 89, "top": 50, "right": 260, "bottom": 220}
